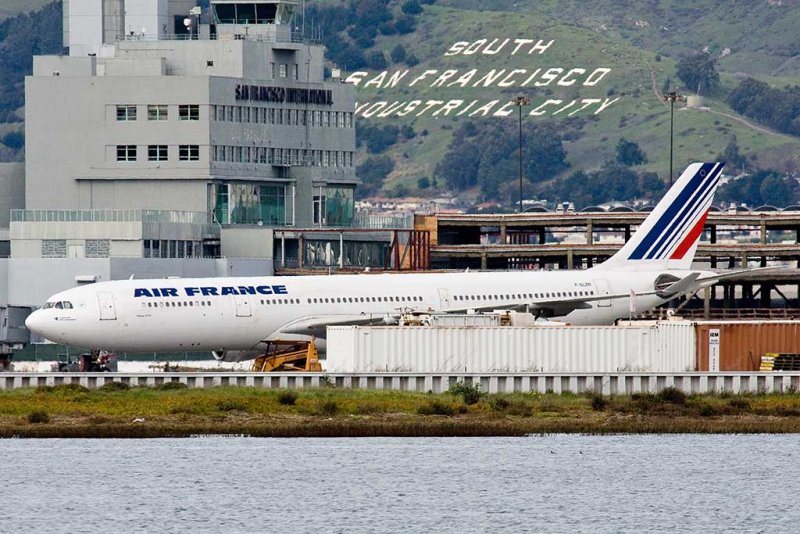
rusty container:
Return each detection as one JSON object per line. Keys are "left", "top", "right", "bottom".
{"left": 695, "top": 322, "right": 800, "bottom": 371}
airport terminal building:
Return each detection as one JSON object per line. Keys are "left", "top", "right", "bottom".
{"left": 27, "top": 0, "right": 357, "bottom": 233}
{"left": 1, "top": 0, "right": 366, "bottom": 352}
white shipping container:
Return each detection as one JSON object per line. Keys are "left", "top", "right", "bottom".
{"left": 325, "top": 322, "right": 696, "bottom": 373}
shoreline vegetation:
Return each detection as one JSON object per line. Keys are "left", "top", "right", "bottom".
{"left": 4, "top": 382, "right": 800, "bottom": 438}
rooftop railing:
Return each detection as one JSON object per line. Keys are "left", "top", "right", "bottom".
{"left": 118, "top": 31, "right": 318, "bottom": 45}
{"left": 11, "top": 210, "right": 212, "bottom": 225}
{"left": 351, "top": 214, "right": 413, "bottom": 230}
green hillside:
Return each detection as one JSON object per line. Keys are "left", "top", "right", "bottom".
{"left": 345, "top": 2, "right": 800, "bottom": 203}
{"left": 437, "top": 0, "right": 800, "bottom": 78}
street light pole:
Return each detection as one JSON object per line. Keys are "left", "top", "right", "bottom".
{"left": 511, "top": 96, "right": 530, "bottom": 213}
{"left": 662, "top": 91, "right": 685, "bottom": 186}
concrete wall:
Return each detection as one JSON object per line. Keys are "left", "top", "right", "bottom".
{"left": 67, "top": 0, "right": 105, "bottom": 56}
{"left": 25, "top": 73, "right": 212, "bottom": 211}
{"left": 221, "top": 227, "right": 273, "bottom": 258}
{"left": 7, "top": 258, "right": 113, "bottom": 307}
{"left": 0, "top": 260, "right": 8, "bottom": 306}
{"left": 123, "top": 0, "right": 170, "bottom": 39}
{"left": 84, "top": 181, "right": 208, "bottom": 212}
{"left": 110, "top": 257, "right": 220, "bottom": 279}
{"left": 0, "top": 163, "right": 25, "bottom": 228}
{"left": 214, "top": 258, "right": 274, "bottom": 277}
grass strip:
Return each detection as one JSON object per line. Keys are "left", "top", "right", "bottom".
{"left": 3, "top": 384, "right": 800, "bottom": 438}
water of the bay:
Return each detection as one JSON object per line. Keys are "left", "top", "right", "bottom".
{"left": 1, "top": 434, "right": 798, "bottom": 533}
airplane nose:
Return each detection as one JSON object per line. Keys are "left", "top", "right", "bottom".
{"left": 25, "top": 310, "right": 47, "bottom": 336}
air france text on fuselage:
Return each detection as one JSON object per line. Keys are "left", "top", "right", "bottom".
{"left": 133, "top": 285, "right": 288, "bottom": 298}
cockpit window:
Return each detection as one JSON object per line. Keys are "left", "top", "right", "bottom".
{"left": 42, "top": 302, "right": 55, "bottom": 309}
{"left": 62, "top": 302, "right": 73, "bottom": 309}
{"left": 44, "top": 301, "right": 73, "bottom": 310}
{"left": 55, "top": 302, "right": 63, "bottom": 309}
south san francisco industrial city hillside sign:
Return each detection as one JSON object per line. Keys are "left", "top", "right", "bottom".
{"left": 347, "top": 38, "right": 619, "bottom": 119}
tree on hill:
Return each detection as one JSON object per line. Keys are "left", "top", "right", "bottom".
{"left": 0, "top": 2, "right": 64, "bottom": 124}
{"left": 615, "top": 138, "right": 647, "bottom": 166}
{"left": 356, "top": 156, "right": 395, "bottom": 197}
{"left": 727, "top": 78, "right": 800, "bottom": 137}
{"left": 718, "top": 136, "right": 747, "bottom": 174}
{"left": 434, "top": 120, "right": 568, "bottom": 201}
{"left": 324, "top": 34, "right": 367, "bottom": 70}
{"left": 401, "top": 0, "right": 424, "bottom": 15}
{"left": 676, "top": 53, "right": 720, "bottom": 94}
{"left": 760, "top": 173, "right": 799, "bottom": 207}
{"left": 537, "top": 163, "right": 666, "bottom": 208}
{"left": 1, "top": 131, "right": 24, "bottom": 150}
{"left": 395, "top": 15, "right": 417, "bottom": 34}
{"left": 356, "top": 124, "right": 400, "bottom": 153}
{"left": 352, "top": 0, "right": 392, "bottom": 28}
{"left": 390, "top": 44, "right": 406, "bottom": 64}
{"left": 717, "top": 170, "right": 800, "bottom": 208}
{"left": 366, "top": 50, "right": 387, "bottom": 70}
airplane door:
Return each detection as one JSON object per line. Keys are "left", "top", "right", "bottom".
{"left": 437, "top": 288, "right": 451, "bottom": 308}
{"left": 234, "top": 294, "right": 252, "bottom": 317}
{"left": 593, "top": 280, "right": 612, "bottom": 308}
{"left": 98, "top": 292, "right": 117, "bottom": 320}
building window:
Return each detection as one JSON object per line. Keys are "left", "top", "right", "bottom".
{"left": 326, "top": 187, "right": 355, "bottom": 226}
{"left": 313, "top": 194, "right": 326, "bottom": 225}
{"left": 270, "top": 62, "right": 276, "bottom": 78}
{"left": 86, "top": 239, "right": 110, "bottom": 258}
{"left": 292, "top": 64, "right": 299, "bottom": 80}
{"left": 148, "top": 105, "right": 168, "bottom": 121}
{"left": 279, "top": 63, "right": 288, "bottom": 78}
{"left": 42, "top": 240, "right": 67, "bottom": 258}
{"left": 179, "top": 145, "right": 200, "bottom": 161}
{"left": 179, "top": 105, "right": 200, "bottom": 121}
{"left": 212, "top": 183, "right": 287, "bottom": 226}
{"left": 148, "top": 145, "right": 168, "bottom": 161}
{"left": 116, "top": 145, "right": 137, "bottom": 162}
{"left": 116, "top": 105, "right": 137, "bottom": 121}
{"left": 212, "top": 184, "right": 229, "bottom": 224}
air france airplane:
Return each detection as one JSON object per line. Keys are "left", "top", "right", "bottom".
{"left": 26, "top": 162, "right": 743, "bottom": 361}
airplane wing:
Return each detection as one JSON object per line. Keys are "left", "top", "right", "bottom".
{"left": 695, "top": 266, "right": 782, "bottom": 285}
{"left": 274, "top": 313, "right": 400, "bottom": 337}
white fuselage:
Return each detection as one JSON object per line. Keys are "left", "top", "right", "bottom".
{"left": 25, "top": 269, "right": 678, "bottom": 356}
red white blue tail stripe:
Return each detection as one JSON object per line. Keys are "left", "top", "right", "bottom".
{"left": 595, "top": 162, "right": 723, "bottom": 271}
{"left": 628, "top": 162, "right": 722, "bottom": 260}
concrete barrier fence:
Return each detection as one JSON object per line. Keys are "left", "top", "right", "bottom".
{"left": 3, "top": 372, "right": 800, "bottom": 395}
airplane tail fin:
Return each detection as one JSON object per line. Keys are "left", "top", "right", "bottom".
{"left": 594, "top": 162, "right": 724, "bottom": 271}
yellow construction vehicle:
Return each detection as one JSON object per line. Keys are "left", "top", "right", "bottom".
{"left": 251, "top": 338, "right": 322, "bottom": 372}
